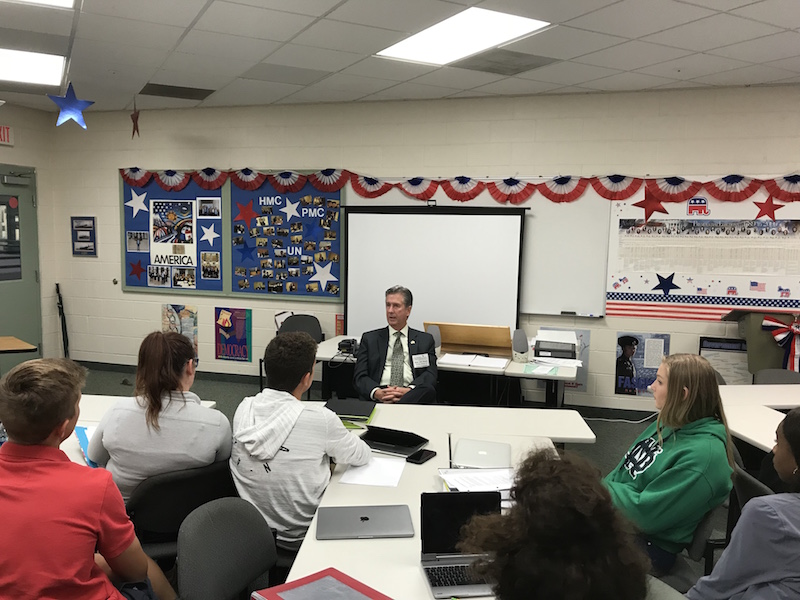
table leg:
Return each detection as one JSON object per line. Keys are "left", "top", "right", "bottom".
{"left": 544, "top": 380, "right": 564, "bottom": 408}
{"left": 321, "top": 362, "right": 333, "bottom": 400}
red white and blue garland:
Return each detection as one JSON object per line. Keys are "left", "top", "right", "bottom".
{"left": 487, "top": 178, "right": 537, "bottom": 205}
{"left": 267, "top": 171, "right": 307, "bottom": 193}
{"left": 440, "top": 176, "right": 486, "bottom": 202}
{"left": 395, "top": 177, "right": 438, "bottom": 200}
{"left": 590, "top": 175, "right": 642, "bottom": 200}
{"left": 120, "top": 167, "right": 152, "bottom": 187}
{"left": 763, "top": 174, "right": 800, "bottom": 203}
{"left": 537, "top": 176, "right": 588, "bottom": 203}
{"left": 154, "top": 170, "right": 191, "bottom": 192}
{"left": 229, "top": 168, "right": 267, "bottom": 191}
{"left": 645, "top": 177, "right": 704, "bottom": 203}
{"left": 308, "top": 169, "right": 350, "bottom": 192}
{"left": 704, "top": 174, "right": 761, "bottom": 202}
{"left": 762, "top": 316, "right": 800, "bottom": 372}
{"left": 191, "top": 168, "right": 228, "bottom": 190}
{"left": 349, "top": 173, "right": 393, "bottom": 198}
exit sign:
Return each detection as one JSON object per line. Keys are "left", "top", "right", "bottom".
{"left": 0, "top": 126, "right": 14, "bottom": 146}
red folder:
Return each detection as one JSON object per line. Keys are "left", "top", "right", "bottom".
{"left": 251, "top": 567, "right": 393, "bottom": 599}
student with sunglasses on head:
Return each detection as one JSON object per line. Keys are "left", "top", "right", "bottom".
{"left": 89, "top": 331, "right": 231, "bottom": 501}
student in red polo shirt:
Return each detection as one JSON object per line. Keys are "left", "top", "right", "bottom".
{"left": 0, "top": 358, "right": 175, "bottom": 600}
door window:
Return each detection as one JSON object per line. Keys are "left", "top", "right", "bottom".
{"left": 0, "top": 196, "right": 21, "bottom": 281}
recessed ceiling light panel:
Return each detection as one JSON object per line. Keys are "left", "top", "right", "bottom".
{"left": 377, "top": 7, "right": 549, "bottom": 66}
{"left": 0, "top": 49, "right": 65, "bottom": 85}
{"left": 7, "top": 0, "right": 75, "bottom": 7}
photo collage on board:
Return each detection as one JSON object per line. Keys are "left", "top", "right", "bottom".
{"left": 230, "top": 181, "right": 341, "bottom": 297}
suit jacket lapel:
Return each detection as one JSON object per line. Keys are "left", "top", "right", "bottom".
{"left": 377, "top": 327, "right": 390, "bottom": 376}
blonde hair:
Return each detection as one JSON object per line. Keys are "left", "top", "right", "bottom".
{"left": 656, "top": 354, "right": 733, "bottom": 467}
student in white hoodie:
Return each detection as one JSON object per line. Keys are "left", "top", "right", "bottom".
{"left": 230, "top": 331, "right": 372, "bottom": 551}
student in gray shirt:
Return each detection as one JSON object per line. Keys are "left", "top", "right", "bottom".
{"left": 88, "top": 331, "right": 231, "bottom": 501}
{"left": 687, "top": 408, "right": 800, "bottom": 600}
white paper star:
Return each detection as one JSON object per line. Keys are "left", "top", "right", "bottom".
{"left": 200, "top": 223, "right": 220, "bottom": 246}
{"left": 309, "top": 261, "right": 338, "bottom": 289}
{"left": 280, "top": 199, "right": 301, "bottom": 222}
{"left": 125, "top": 190, "right": 148, "bottom": 217}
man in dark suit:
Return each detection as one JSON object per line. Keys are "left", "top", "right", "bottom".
{"left": 353, "top": 286, "right": 437, "bottom": 404}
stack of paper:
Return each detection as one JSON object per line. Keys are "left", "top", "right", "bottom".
{"left": 438, "top": 353, "right": 509, "bottom": 369}
{"left": 438, "top": 467, "right": 514, "bottom": 503}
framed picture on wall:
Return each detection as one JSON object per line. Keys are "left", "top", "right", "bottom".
{"left": 71, "top": 216, "right": 97, "bottom": 257}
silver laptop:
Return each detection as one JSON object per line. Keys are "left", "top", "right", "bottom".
{"left": 420, "top": 491, "right": 501, "bottom": 599}
{"left": 452, "top": 438, "right": 511, "bottom": 469}
{"left": 315, "top": 504, "right": 414, "bottom": 540}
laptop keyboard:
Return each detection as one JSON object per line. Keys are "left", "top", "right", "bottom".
{"left": 424, "top": 564, "right": 484, "bottom": 587}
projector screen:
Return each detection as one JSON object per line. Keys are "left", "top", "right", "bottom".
{"left": 345, "top": 207, "right": 525, "bottom": 337}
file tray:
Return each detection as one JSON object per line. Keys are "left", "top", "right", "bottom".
{"left": 361, "top": 425, "right": 428, "bottom": 457}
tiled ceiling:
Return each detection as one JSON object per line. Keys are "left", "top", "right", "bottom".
{"left": 0, "top": 0, "right": 799, "bottom": 112}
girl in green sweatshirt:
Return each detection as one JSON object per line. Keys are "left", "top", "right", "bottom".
{"left": 603, "top": 353, "right": 734, "bottom": 575}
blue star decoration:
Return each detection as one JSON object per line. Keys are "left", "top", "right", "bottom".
{"left": 47, "top": 83, "right": 95, "bottom": 129}
{"left": 237, "top": 239, "right": 256, "bottom": 264}
{"left": 653, "top": 273, "right": 680, "bottom": 296}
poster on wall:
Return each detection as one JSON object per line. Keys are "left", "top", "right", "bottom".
{"left": 615, "top": 331, "right": 670, "bottom": 396}
{"left": 215, "top": 307, "right": 252, "bottom": 362}
{"left": 162, "top": 304, "right": 198, "bottom": 357}
{"left": 122, "top": 179, "right": 222, "bottom": 292}
{"left": 71, "top": 216, "right": 97, "bottom": 257}
{"left": 230, "top": 180, "right": 340, "bottom": 297}
{"left": 607, "top": 189, "right": 800, "bottom": 321}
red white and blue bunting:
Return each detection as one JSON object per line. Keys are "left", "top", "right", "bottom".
{"left": 120, "top": 168, "right": 800, "bottom": 206}
{"left": 487, "top": 178, "right": 537, "bottom": 205}
{"left": 267, "top": 171, "right": 307, "bottom": 193}
{"left": 703, "top": 174, "right": 761, "bottom": 202}
{"left": 191, "top": 168, "right": 228, "bottom": 190}
{"left": 154, "top": 170, "right": 191, "bottom": 192}
{"left": 762, "top": 316, "right": 800, "bottom": 372}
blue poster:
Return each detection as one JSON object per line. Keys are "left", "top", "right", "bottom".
{"left": 230, "top": 180, "right": 340, "bottom": 297}
{"left": 122, "top": 179, "right": 222, "bottom": 292}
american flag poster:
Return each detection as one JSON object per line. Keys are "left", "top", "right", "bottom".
{"left": 606, "top": 188, "right": 800, "bottom": 321}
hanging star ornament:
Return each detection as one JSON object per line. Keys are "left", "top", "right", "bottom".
{"left": 632, "top": 188, "right": 669, "bottom": 222}
{"left": 131, "top": 99, "right": 140, "bottom": 138}
{"left": 754, "top": 195, "right": 784, "bottom": 220}
{"left": 48, "top": 82, "right": 94, "bottom": 129}
{"left": 653, "top": 272, "right": 681, "bottom": 296}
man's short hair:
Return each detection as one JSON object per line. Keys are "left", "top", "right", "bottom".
{"left": 265, "top": 331, "right": 318, "bottom": 393}
{"left": 0, "top": 358, "right": 87, "bottom": 445}
{"left": 385, "top": 285, "right": 412, "bottom": 307}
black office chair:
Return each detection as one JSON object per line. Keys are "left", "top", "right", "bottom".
{"left": 125, "top": 460, "right": 238, "bottom": 561}
{"left": 259, "top": 314, "right": 325, "bottom": 391}
{"left": 177, "top": 497, "right": 277, "bottom": 600}
{"left": 733, "top": 463, "right": 774, "bottom": 511}
{"left": 754, "top": 368, "right": 800, "bottom": 384}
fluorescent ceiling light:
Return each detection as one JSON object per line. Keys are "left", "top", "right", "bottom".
{"left": 377, "top": 7, "right": 549, "bottom": 66}
{"left": 0, "top": 49, "right": 65, "bottom": 85}
{"left": 5, "top": 0, "right": 75, "bottom": 7}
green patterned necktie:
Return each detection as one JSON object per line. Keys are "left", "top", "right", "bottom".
{"left": 390, "top": 331, "right": 404, "bottom": 386}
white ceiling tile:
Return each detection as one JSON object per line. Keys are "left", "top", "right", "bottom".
{"left": 540, "top": 85, "right": 595, "bottom": 94}
{"left": 446, "top": 89, "right": 500, "bottom": 98}
{"left": 310, "top": 73, "right": 397, "bottom": 94}
{"left": 471, "top": 77, "right": 561, "bottom": 94}
{"left": 70, "top": 38, "right": 169, "bottom": 69}
{"left": 290, "top": 19, "right": 406, "bottom": 54}
{"left": 767, "top": 54, "right": 800, "bottom": 73}
{"left": 365, "top": 81, "right": 462, "bottom": 100}
{"left": 134, "top": 96, "right": 202, "bottom": 110}
{"left": 160, "top": 51, "right": 260, "bottom": 78}
{"left": 565, "top": 0, "right": 714, "bottom": 38}
{"left": 708, "top": 32, "right": 800, "bottom": 63}
{"left": 0, "top": 90, "right": 60, "bottom": 111}
{"left": 575, "top": 41, "right": 692, "bottom": 70}
{"left": 0, "top": 27, "right": 70, "bottom": 55}
{"left": 478, "top": 0, "right": 622, "bottom": 23}
{"left": 81, "top": 0, "right": 208, "bottom": 27}
{"left": 731, "top": 0, "right": 800, "bottom": 29}
{"left": 194, "top": 2, "right": 315, "bottom": 41}
{"left": 175, "top": 30, "right": 281, "bottom": 62}
{"left": 326, "top": 0, "right": 462, "bottom": 33}
{"left": 68, "top": 62, "right": 154, "bottom": 90}
{"left": 76, "top": 12, "right": 184, "bottom": 50}
{"left": 409, "top": 66, "right": 506, "bottom": 89}
{"left": 691, "top": 63, "right": 798, "bottom": 85}
{"left": 581, "top": 71, "right": 680, "bottom": 90}
{"left": 263, "top": 44, "right": 363, "bottom": 71}
{"left": 517, "top": 61, "right": 621, "bottom": 85}
{"left": 502, "top": 25, "right": 626, "bottom": 60}
{"left": 642, "top": 13, "right": 782, "bottom": 52}
{"left": 0, "top": 3, "right": 74, "bottom": 36}
{"left": 636, "top": 53, "right": 750, "bottom": 79}
{"left": 149, "top": 68, "right": 236, "bottom": 91}
{"left": 66, "top": 77, "right": 145, "bottom": 108}
{"left": 226, "top": 0, "right": 342, "bottom": 17}
{"left": 340, "top": 57, "right": 437, "bottom": 81}
{"left": 675, "top": 0, "right": 755, "bottom": 9}
{"left": 201, "top": 78, "right": 303, "bottom": 106}
{"left": 650, "top": 80, "right": 712, "bottom": 90}
{"left": 242, "top": 63, "right": 331, "bottom": 85}
{"left": 277, "top": 86, "right": 372, "bottom": 104}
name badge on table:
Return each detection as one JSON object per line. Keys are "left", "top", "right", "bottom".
{"left": 412, "top": 353, "right": 430, "bottom": 368}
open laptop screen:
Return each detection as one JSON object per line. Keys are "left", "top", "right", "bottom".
{"left": 421, "top": 491, "right": 501, "bottom": 555}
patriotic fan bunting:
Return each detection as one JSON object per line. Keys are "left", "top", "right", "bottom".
{"left": 154, "top": 170, "right": 190, "bottom": 192}
{"left": 537, "top": 176, "right": 588, "bottom": 203}
{"left": 229, "top": 168, "right": 267, "bottom": 191}
{"left": 267, "top": 171, "right": 307, "bottom": 193}
{"left": 395, "top": 177, "right": 438, "bottom": 200}
{"left": 703, "top": 174, "right": 761, "bottom": 202}
{"left": 120, "top": 167, "right": 152, "bottom": 187}
{"left": 349, "top": 173, "right": 393, "bottom": 198}
{"left": 308, "top": 169, "right": 351, "bottom": 192}
{"left": 440, "top": 176, "right": 486, "bottom": 202}
{"left": 763, "top": 174, "right": 800, "bottom": 203}
{"left": 191, "top": 168, "right": 228, "bottom": 190}
{"left": 645, "top": 177, "right": 703, "bottom": 203}
{"left": 590, "top": 175, "right": 643, "bottom": 200}
{"left": 762, "top": 316, "right": 800, "bottom": 372}
{"left": 487, "top": 178, "right": 537, "bottom": 205}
